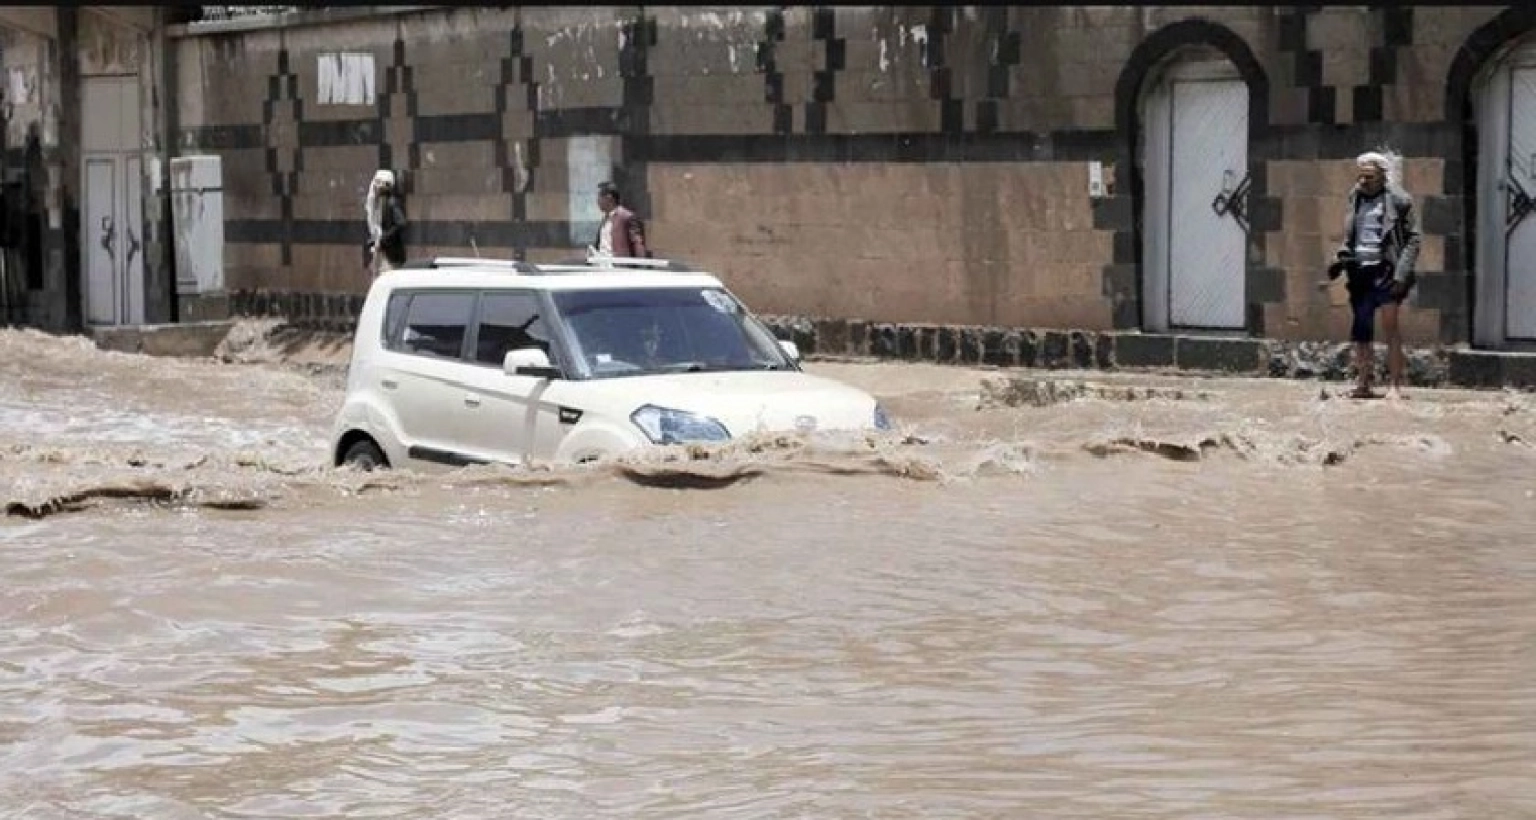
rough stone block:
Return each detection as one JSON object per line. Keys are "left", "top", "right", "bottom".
{"left": 848, "top": 320, "right": 869, "bottom": 355}
{"left": 1447, "top": 350, "right": 1504, "bottom": 389}
{"left": 1175, "top": 337, "right": 1264, "bottom": 373}
{"left": 1016, "top": 330, "right": 1040, "bottom": 368}
{"left": 870, "top": 324, "right": 899, "bottom": 358}
{"left": 1069, "top": 330, "right": 1095, "bottom": 369}
{"left": 958, "top": 328, "right": 985, "bottom": 364}
{"left": 1040, "top": 330, "right": 1070, "bottom": 369}
{"left": 1116, "top": 333, "right": 1175, "bottom": 368}
{"left": 935, "top": 327, "right": 959, "bottom": 363}
{"left": 1499, "top": 353, "right": 1536, "bottom": 390}
{"left": 1094, "top": 332, "right": 1116, "bottom": 369}
{"left": 896, "top": 325, "right": 919, "bottom": 359}
{"left": 816, "top": 318, "right": 849, "bottom": 355}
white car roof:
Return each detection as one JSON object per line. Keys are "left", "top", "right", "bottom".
{"left": 376, "top": 256, "right": 727, "bottom": 292}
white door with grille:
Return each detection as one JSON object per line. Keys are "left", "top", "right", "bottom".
{"left": 1475, "top": 40, "right": 1536, "bottom": 346}
{"left": 81, "top": 75, "right": 145, "bottom": 326}
{"left": 1505, "top": 66, "right": 1536, "bottom": 340}
{"left": 1141, "top": 61, "right": 1250, "bottom": 332}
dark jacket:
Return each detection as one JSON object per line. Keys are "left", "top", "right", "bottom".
{"left": 1335, "top": 184, "right": 1421, "bottom": 285}
{"left": 377, "top": 195, "right": 407, "bottom": 265}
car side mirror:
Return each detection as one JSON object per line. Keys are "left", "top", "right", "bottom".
{"left": 778, "top": 339, "right": 802, "bottom": 363}
{"left": 504, "top": 347, "right": 559, "bottom": 379}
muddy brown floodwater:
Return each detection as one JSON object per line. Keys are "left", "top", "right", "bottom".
{"left": 2, "top": 323, "right": 1534, "bottom": 819}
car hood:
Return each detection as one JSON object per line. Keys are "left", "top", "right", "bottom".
{"left": 561, "top": 369, "right": 880, "bottom": 436}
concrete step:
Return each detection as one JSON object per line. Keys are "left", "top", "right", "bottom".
{"left": 89, "top": 320, "right": 235, "bottom": 358}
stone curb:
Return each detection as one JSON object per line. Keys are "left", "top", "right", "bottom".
{"left": 758, "top": 315, "right": 1536, "bottom": 391}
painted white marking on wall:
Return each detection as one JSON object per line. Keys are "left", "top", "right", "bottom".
{"left": 566, "top": 136, "right": 611, "bottom": 246}
{"left": 317, "top": 53, "right": 375, "bottom": 106}
{"left": 879, "top": 39, "right": 890, "bottom": 72}
{"left": 512, "top": 142, "right": 529, "bottom": 193}
{"left": 7, "top": 68, "right": 32, "bottom": 105}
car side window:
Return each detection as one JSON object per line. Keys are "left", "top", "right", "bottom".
{"left": 397, "top": 291, "right": 475, "bottom": 360}
{"left": 473, "top": 291, "right": 555, "bottom": 367}
{"left": 382, "top": 292, "right": 411, "bottom": 349}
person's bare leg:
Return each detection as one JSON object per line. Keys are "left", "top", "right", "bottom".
{"left": 1353, "top": 340, "right": 1376, "bottom": 397}
{"left": 1381, "top": 302, "right": 1404, "bottom": 399}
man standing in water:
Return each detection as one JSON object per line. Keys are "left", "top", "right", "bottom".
{"left": 1324, "top": 150, "right": 1421, "bottom": 399}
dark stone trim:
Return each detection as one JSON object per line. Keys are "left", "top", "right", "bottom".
{"left": 414, "top": 113, "right": 499, "bottom": 144}
{"left": 180, "top": 124, "right": 264, "bottom": 151}
{"left": 262, "top": 42, "right": 300, "bottom": 266}
{"left": 1110, "top": 18, "right": 1272, "bottom": 336}
{"left": 225, "top": 218, "right": 572, "bottom": 248}
{"left": 636, "top": 129, "right": 1118, "bottom": 164}
{"left": 59, "top": 7, "right": 83, "bottom": 333}
{"left": 617, "top": 14, "right": 656, "bottom": 228}
{"left": 179, "top": 118, "right": 1462, "bottom": 165}
{"left": 298, "top": 119, "right": 380, "bottom": 147}
{"left": 757, "top": 8, "right": 789, "bottom": 134}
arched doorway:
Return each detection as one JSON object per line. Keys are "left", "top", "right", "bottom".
{"left": 1138, "top": 51, "right": 1252, "bottom": 333}
{"left": 1472, "top": 35, "right": 1536, "bottom": 347}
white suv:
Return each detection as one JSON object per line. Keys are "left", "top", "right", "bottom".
{"left": 331, "top": 255, "right": 892, "bottom": 470}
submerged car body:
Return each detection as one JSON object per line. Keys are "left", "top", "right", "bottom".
{"left": 331, "top": 256, "right": 891, "bottom": 470}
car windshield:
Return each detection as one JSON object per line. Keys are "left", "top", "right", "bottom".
{"left": 552, "top": 287, "right": 792, "bottom": 379}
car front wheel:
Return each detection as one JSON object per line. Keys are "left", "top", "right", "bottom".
{"left": 341, "top": 438, "right": 389, "bottom": 471}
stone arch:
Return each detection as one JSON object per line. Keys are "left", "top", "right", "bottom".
{"left": 1106, "top": 19, "right": 1270, "bottom": 333}
{"left": 1445, "top": 5, "right": 1536, "bottom": 347}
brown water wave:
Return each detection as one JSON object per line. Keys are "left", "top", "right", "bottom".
{"left": 4, "top": 324, "right": 1535, "bottom": 519}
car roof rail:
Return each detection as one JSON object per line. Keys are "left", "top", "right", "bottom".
{"left": 399, "top": 257, "right": 543, "bottom": 274}
{"left": 567, "top": 255, "right": 697, "bottom": 272}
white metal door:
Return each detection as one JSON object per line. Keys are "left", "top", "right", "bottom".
{"left": 84, "top": 158, "right": 118, "bottom": 325}
{"left": 81, "top": 75, "right": 144, "bottom": 326}
{"left": 1168, "top": 79, "right": 1249, "bottom": 330}
{"left": 1505, "top": 66, "right": 1536, "bottom": 340}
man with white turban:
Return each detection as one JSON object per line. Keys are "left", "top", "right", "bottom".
{"left": 1324, "top": 149, "right": 1421, "bottom": 399}
{"left": 364, "top": 169, "right": 407, "bottom": 275}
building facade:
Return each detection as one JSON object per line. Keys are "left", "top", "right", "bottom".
{"left": 14, "top": 6, "right": 1536, "bottom": 354}
{"left": 0, "top": 7, "right": 184, "bottom": 333}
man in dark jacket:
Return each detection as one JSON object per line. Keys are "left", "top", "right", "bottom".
{"left": 592, "top": 181, "right": 650, "bottom": 260}
{"left": 1324, "top": 151, "right": 1421, "bottom": 400}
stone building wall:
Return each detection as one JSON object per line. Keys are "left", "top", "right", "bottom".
{"left": 0, "top": 7, "right": 175, "bottom": 333}
{"left": 170, "top": 5, "right": 1536, "bottom": 347}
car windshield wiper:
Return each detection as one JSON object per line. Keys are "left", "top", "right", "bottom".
{"left": 656, "top": 361, "right": 767, "bottom": 373}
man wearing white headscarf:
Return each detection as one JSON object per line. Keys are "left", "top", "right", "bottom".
{"left": 1323, "top": 149, "right": 1421, "bottom": 399}
{"left": 364, "top": 169, "right": 407, "bottom": 275}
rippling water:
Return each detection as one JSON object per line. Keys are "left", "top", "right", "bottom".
{"left": 2, "top": 326, "right": 1534, "bottom": 818}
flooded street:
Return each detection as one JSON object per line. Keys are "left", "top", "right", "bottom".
{"left": 2, "top": 325, "right": 1534, "bottom": 818}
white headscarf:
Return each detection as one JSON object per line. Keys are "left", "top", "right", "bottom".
{"left": 364, "top": 169, "right": 395, "bottom": 242}
{"left": 1356, "top": 149, "right": 1402, "bottom": 192}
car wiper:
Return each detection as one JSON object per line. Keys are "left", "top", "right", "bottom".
{"left": 657, "top": 361, "right": 767, "bottom": 373}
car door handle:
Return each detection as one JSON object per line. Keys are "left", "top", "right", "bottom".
{"left": 464, "top": 393, "right": 481, "bottom": 408}
{"left": 381, "top": 378, "right": 398, "bottom": 389}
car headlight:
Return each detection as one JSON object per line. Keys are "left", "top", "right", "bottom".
{"left": 873, "top": 403, "right": 892, "bottom": 430}
{"left": 630, "top": 405, "right": 732, "bottom": 445}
